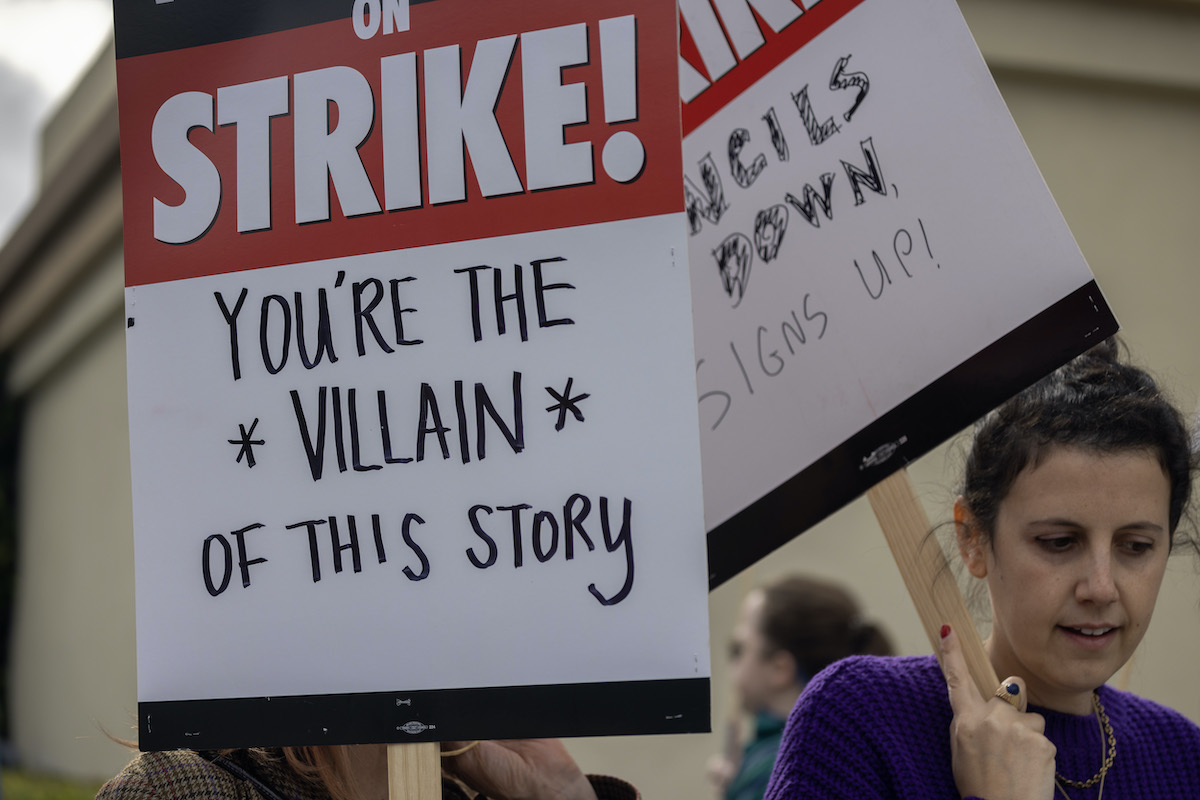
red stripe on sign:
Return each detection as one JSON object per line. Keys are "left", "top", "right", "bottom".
{"left": 117, "top": 0, "right": 681, "bottom": 286}
{"left": 681, "top": 0, "right": 866, "bottom": 137}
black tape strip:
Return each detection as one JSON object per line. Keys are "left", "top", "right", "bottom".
{"left": 138, "top": 677, "right": 709, "bottom": 750}
{"left": 113, "top": 0, "right": 442, "bottom": 60}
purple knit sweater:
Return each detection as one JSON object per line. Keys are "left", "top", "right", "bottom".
{"left": 764, "top": 655, "right": 1200, "bottom": 800}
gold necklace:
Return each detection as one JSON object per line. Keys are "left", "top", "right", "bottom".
{"left": 1056, "top": 772, "right": 1106, "bottom": 800}
{"left": 1053, "top": 692, "right": 1116, "bottom": 800}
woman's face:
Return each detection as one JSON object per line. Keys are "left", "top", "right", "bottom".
{"left": 730, "top": 590, "right": 788, "bottom": 713}
{"left": 958, "top": 446, "right": 1172, "bottom": 714}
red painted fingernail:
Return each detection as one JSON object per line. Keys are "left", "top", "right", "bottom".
{"left": 940, "top": 625, "right": 951, "bottom": 639}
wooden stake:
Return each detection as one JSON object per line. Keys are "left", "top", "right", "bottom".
{"left": 388, "top": 742, "right": 441, "bottom": 800}
{"left": 866, "top": 468, "right": 998, "bottom": 697}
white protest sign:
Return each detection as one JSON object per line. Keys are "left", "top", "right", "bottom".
{"left": 115, "top": 0, "right": 710, "bottom": 749}
{"left": 682, "top": 0, "right": 1117, "bottom": 585}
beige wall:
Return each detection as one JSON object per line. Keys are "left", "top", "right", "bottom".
{"left": 9, "top": 301, "right": 135, "bottom": 778}
{"left": 1, "top": 0, "right": 1197, "bottom": 789}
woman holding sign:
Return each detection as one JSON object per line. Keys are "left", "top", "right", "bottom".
{"left": 765, "top": 340, "right": 1200, "bottom": 799}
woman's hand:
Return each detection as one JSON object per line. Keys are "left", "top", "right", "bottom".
{"left": 441, "top": 739, "right": 598, "bottom": 800}
{"left": 940, "top": 626, "right": 1057, "bottom": 800}
{"left": 705, "top": 752, "right": 736, "bottom": 796}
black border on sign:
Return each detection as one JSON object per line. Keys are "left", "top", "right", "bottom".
{"left": 112, "top": 0, "right": 443, "bottom": 60}
{"left": 706, "top": 281, "right": 1118, "bottom": 588}
{"left": 137, "top": 677, "right": 709, "bottom": 750}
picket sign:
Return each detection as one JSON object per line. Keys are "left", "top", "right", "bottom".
{"left": 388, "top": 743, "right": 440, "bottom": 800}
{"left": 867, "top": 469, "right": 997, "bottom": 696}
{"left": 687, "top": 0, "right": 1118, "bottom": 591}
{"left": 115, "top": 0, "right": 712, "bottom": 753}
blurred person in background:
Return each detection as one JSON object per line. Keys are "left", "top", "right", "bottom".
{"left": 707, "top": 574, "right": 893, "bottom": 800}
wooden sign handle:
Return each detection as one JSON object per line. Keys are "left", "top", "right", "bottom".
{"left": 866, "top": 468, "right": 998, "bottom": 697}
{"left": 388, "top": 742, "right": 441, "bottom": 800}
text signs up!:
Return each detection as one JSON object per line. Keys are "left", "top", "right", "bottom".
{"left": 115, "top": 0, "right": 710, "bottom": 749}
{"left": 681, "top": 0, "right": 1117, "bottom": 585}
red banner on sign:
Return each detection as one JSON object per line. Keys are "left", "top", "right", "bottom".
{"left": 118, "top": 0, "right": 681, "bottom": 286}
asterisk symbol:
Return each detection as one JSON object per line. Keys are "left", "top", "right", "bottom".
{"left": 545, "top": 378, "right": 590, "bottom": 431}
{"left": 229, "top": 418, "right": 265, "bottom": 468}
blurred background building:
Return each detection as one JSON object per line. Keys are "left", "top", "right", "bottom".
{"left": 0, "top": 0, "right": 1197, "bottom": 795}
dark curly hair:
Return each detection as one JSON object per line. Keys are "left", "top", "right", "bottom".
{"left": 959, "top": 338, "right": 1196, "bottom": 549}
